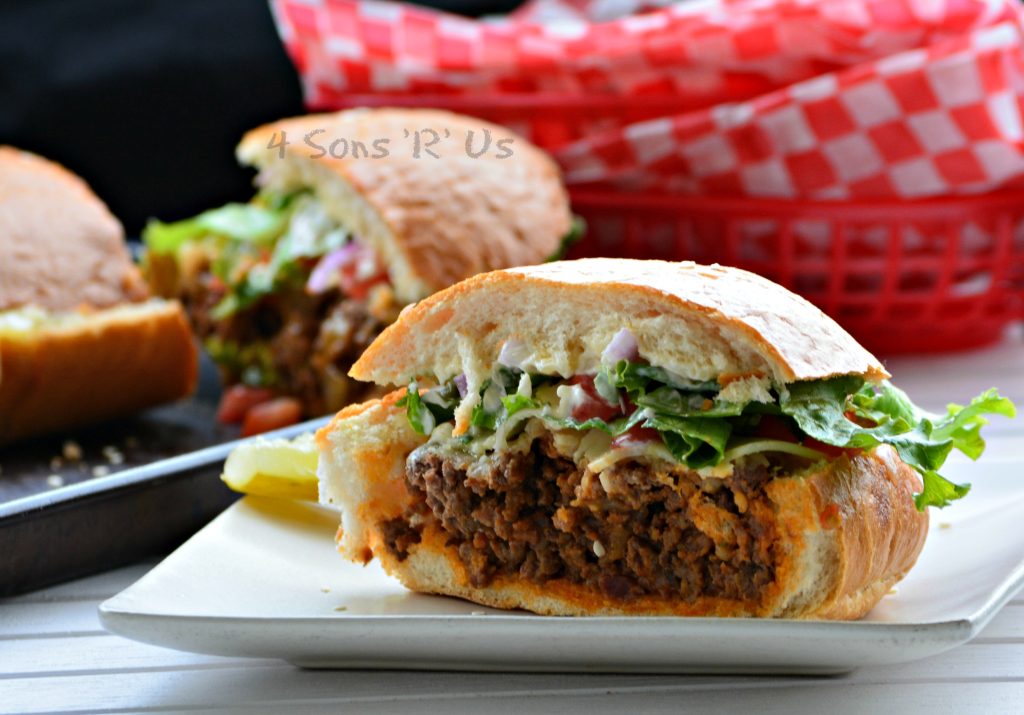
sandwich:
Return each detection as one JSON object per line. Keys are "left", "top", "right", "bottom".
{"left": 144, "top": 108, "right": 575, "bottom": 434}
{"left": 315, "top": 259, "right": 1014, "bottom": 618}
{"left": 0, "top": 147, "right": 197, "bottom": 445}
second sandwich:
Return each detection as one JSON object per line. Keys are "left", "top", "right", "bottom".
{"left": 145, "top": 108, "right": 575, "bottom": 431}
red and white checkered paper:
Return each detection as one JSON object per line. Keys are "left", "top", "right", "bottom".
{"left": 272, "top": 0, "right": 1024, "bottom": 199}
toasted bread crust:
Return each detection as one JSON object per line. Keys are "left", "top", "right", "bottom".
{"left": 236, "top": 109, "right": 572, "bottom": 303}
{"left": 0, "top": 146, "right": 148, "bottom": 312}
{"left": 0, "top": 301, "right": 198, "bottom": 445}
{"left": 351, "top": 259, "right": 888, "bottom": 390}
{"left": 319, "top": 398, "right": 928, "bottom": 619}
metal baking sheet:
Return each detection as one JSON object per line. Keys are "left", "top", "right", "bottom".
{"left": 0, "top": 353, "right": 329, "bottom": 596}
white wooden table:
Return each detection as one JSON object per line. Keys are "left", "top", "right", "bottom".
{"left": 3, "top": 332, "right": 1023, "bottom": 714}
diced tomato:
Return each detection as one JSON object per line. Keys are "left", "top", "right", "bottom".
{"left": 845, "top": 410, "right": 876, "bottom": 428}
{"left": 207, "top": 275, "right": 226, "bottom": 293}
{"left": 241, "top": 397, "right": 303, "bottom": 437}
{"left": 753, "top": 415, "right": 797, "bottom": 442}
{"left": 217, "top": 385, "right": 276, "bottom": 424}
{"left": 611, "top": 425, "right": 662, "bottom": 449}
{"left": 753, "top": 416, "right": 861, "bottom": 458}
{"left": 567, "top": 375, "right": 621, "bottom": 422}
{"left": 338, "top": 260, "right": 389, "bottom": 300}
{"left": 804, "top": 437, "right": 862, "bottom": 459}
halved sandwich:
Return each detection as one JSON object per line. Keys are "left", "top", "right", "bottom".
{"left": 144, "top": 108, "right": 575, "bottom": 433}
{"left": 0, "top": 147, "right": 197, "bottom": 445}
{"left": 316, "top": 259, "right": 1013, "bottom": 618}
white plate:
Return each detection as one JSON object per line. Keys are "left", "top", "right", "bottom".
{"left": 99, "top": 457, "right": 1024, "bottom": 674}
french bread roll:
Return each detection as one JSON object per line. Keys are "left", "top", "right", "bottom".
{"left": 236, "top": 108, "right": 573, "bottom": 303}
{"left": 316, "top": 259, "right": 932, "bottom": 620}
{"left": 147, "top": 108, "right": 574, "bottom": 419}
{"left": 0, "top": 147, "right": 197, "bottom": 445}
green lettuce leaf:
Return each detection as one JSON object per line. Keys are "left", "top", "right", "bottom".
{"left": 915, "top": 470, "right": 972, "bottom": 509}
{"left": 397, "top": 381, "right": 431, "bottom": 436}
{"left": 210, "top": 197, "right": 350, "bottom": 318}
{"left": 469, "top": 388, "right": 543, "bottom": 433}
{"left": 607, "top": 361, "right": 718, "bottom": 396}
{"left": 398, "top": 380, "right": 459, "bottom": 436}
{"left": 642, "top": 413, "right": 732, "bottom": 468}
{"left": 143, "top": 201, "right": 292, "bottom": 254}
{"left": 470, "top": 404, "right": 499, "bottom": 432}
{"left": 545, "top": 407, "right": 648, "bottom": 437}
{"left": 634, "top": 385, "right": 744, "bottom": 418}
{"left": 781, "top": 378, "right": 1016, "bottom": 509}
{"left": 925, "top": 389, "right": 1014, "bottom": 459}
{"left": 502, "top": 393, "right": 540, "bottom": 418}
{"left": 546, "top": 408, "right": 730, "bottom": 469}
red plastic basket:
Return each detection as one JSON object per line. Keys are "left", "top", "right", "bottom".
{"left": 569, "top": 190, "right": 1024, "bottom": 355}
{"left": 310, "top": 94, "right": 695, "bottom": 150}
{"left": 322, "top": 96, "right": 1024, "bottom": 355}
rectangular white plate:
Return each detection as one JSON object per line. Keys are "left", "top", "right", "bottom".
{"left": 100, "top": 456, "right": 1024, "bottom": 674}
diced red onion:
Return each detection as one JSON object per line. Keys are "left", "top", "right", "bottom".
{"left": 498, "top": 338, "right": 530, "bottom": 369}
{"left": 602, "top": 328, "right": 639, "bottom": 364}
{"left": 306, "top": 242, "right": 362, "bottom": 294}
{"left": 454, "top": 374, "right": 468, "bottom": 398}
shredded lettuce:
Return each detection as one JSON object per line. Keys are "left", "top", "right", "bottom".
{"left": 144, "top": 191, "right": 357, "bottom": 319}
{"left": 399, "top": 361, "right": 1015, "bottom": 510}
{"left": 400, "top": 384, "right": 433, "bottom": 436}
{"left": 608, "top": 361, "right": 719, "bottom": 395}
{"left": 780, "top": 378, "right": 1016, "bottom": 509}
{"left": 502, "top": 393, "right": 540, "bottom": 419}
{"left": 470, "top": 402, "right": 499, "bottom": 432}
{"left": 642, "top": 413, "right": 732, "bottom": 468}
{"left": 545, "top": 407, "right": 648, "bottom": 436}
{"left": 467, "top": 388, "right": 535, "bottom": 432}
{"left": 398, "top": 380, "right": 459, "bottom": 436}
{"left": 597, "top": 360, "right": 737, "bottom": 468}
{"left": 143, "top": 200, "right": 293, "bottom": 254}
{"left": 634, "top": 385, "right": 744, "bottom": 418}
{"left": 210, "top": 197, "right": 350, "bottom": 319}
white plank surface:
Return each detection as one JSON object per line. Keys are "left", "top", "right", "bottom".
{"left": 1, "top": 337, "right": 1021, "bottom": 714}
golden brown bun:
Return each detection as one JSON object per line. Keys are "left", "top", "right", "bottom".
{"left": 351, "top": 259, "right": 888, "bottom": 424}
{"left": 0, "top": 147, "right": 149, "bottom": 312}
{"left": 0, "top": 300, "right": 198, "bottom": 445}
{"left": 317, "top": 397, "right": 928, "bottom": 620}
{"left": 236, "top": 109, "right": 573, "bottom": 303}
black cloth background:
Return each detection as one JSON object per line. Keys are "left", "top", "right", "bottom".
{"left": 0, "top": 0, "right": 521, "bottom": 235}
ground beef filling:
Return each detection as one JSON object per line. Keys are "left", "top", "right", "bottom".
{"left": 186, "top": 276, "right": 394, "bottom": 414}
{"left": 395, "top": 439, "right": 779, "bottom": 603}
